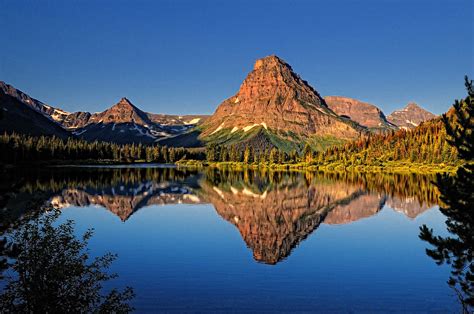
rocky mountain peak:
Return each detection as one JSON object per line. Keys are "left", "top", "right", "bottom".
{"left": 120, "top": 97, "right": 132, "bottom": 104}
{"left": 91, "top": 97, "right": 150, "bottom": 126}
{"left": 253, "top": 55, "right": 289, "bottom": 71}
{"left": 200, "top": 55, "right": 362, "bottom": 145}
{"left": 404, "top": 102, "right": 421, "bottom": 110}
{"left": 387, "top": 102, "right": 436, "bottom": 129}
{"left": 112, "top": 97, "right": 136, "bottom": 110}
{"left": 240, "top": 55, "right": 305, "bottom": 96}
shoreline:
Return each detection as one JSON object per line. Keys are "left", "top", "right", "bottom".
{"left": 175, "top": 160, "right": 459, "bottom": 174}
{"left": 1, "top": 159, "right": 459, "bottom": 174}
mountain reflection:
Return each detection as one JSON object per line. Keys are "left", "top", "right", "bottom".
{"left": 0, "top": 167, "right": 440, "bottom": 264}
{"left": 202, "top": 169, "right": 439, "bottom": 263}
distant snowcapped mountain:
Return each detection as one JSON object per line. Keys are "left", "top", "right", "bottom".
{"left": 387, "top": 102, "right": 437, "bottom": 129}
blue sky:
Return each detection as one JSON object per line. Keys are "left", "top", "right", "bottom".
{"left": 1, "top": 0, "right": 472, "bottom": 115}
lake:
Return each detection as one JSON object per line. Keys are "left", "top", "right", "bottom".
{"left": 0, "top": 166, "right": 459, "bottom": 312}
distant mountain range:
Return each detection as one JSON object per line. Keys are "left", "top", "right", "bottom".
{"left": 0, "top": 81, "right": 207, "bottom": 145}
{"left": 0, "top": 56, "right": 437, "bottom": 149}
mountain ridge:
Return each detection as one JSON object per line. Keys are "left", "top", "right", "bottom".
{"left": 325, "top": 96, "right": 397, "bottom": 131}
{"left": 0, "top": 81, "right": 209, "bottom": 144}
{"left": 0, "top": 88, "right": 71, "bottom": 139}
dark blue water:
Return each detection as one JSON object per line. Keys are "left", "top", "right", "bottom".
{"left": 1, "top": 167, "right": 459, "bottom": 312}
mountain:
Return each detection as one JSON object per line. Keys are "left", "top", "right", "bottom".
{"left": 325, "top": 96, "right": 396, "bottom": 131}
{"left": 71, "top": 97, "right": 166, "bottom": 144}
{"left": 199, "top": 55, "right": 365, "bottom": 151}
{"left": 0, "top": 81, "right": 208, "bottom": 144}
{"left": 387, "top": 102, "right": 437, "bottom": 129}
{"left": 70, "top": 98, "right": 209, "bottom": 144}
{"left": 0, "top": 81, "right": 70, "bottom": 119}
{"left": 0, "top": 82, "right": 70, "bottom": 138}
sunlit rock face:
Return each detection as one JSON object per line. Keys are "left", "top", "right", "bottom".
{"left": 200, "top": 178, "right": 365, "bottom": 264}
{"left": 325, "top": 96, "right": 396, "bottom": 131}
{"left": 200, "top": 55, "right": 364, "bottom": 147}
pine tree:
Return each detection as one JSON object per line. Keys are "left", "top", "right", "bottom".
{"left": 243, "top": 146, "right": 252, "bottom": 163}
{"left": 269, "top": 148, "right": 278, "bottom": 164}
{"left": 303, "top": 143, "right": 312, "bottom": 163}
{"left": 419, "top": 76, "right": 474, "bottom": 313}
{"left": 443, "top": 76, "right": 474, "bottom": 161}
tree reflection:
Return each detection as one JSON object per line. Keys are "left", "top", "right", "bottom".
{"left": 419, "top": 77, "right": 474, "bottom": 313}
{"left": 0, "top": 210, "right": 135, "bottom": 313}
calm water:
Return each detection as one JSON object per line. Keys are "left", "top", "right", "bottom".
{"left": 0, "top": 166, "right": 459, "bottom": 312}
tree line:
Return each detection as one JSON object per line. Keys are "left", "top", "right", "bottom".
{"left": 0, "top": 133, "right": 205, "bottom": 164}
{"left": 206, "top": 143, "right": 298, "bottom": 164}
{"left": 204, "top": 167, "right": 439, "bottom": 207}
{"left": 314, "top": 119, "right": 458, "bottom": 166}
{"left": 1, "top": 119, "right": 457, "bottom": 166}
{"left": 204, "top": 119, "right": 459, "bottom": 166}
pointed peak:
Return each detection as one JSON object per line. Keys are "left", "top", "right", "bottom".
{"left": 118, "top": 97, "right": 133, "bottom": 105}
{"left": 104, "top": 97, "right": 142, "bottom": 116}
{"left": 404, "top": 102, "right": 421, "bottom": 110}
{"left": 253, "top": 55, "right": 290, "bottom": 71}
{"left": 110, "top": 97, "right": 136, "bottom": 110}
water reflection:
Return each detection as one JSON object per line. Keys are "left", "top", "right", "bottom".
{"left": 0, "top": 167, "right": 439, "bottom": 266}
{"left": 0, "top": 210, "right": 135, "bottom": 312}
{"left": 203, "top": 169, "right": 438, "bottom": 264}
{"left": 419, "top": 163, "right": 474, "bottom": 312}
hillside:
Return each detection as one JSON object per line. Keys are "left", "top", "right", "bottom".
{"left": 0, "top": 88, "right": 70, "bottom": 139}
{"left": 315, "top": 117, "right": 458, "bottom": 170}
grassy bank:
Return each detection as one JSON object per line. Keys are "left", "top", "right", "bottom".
{"left": 3, "top": 158, "right": 459, "bottom": 174}
{"left": 175, "top": 159, "right": 459, "bottom": 173}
